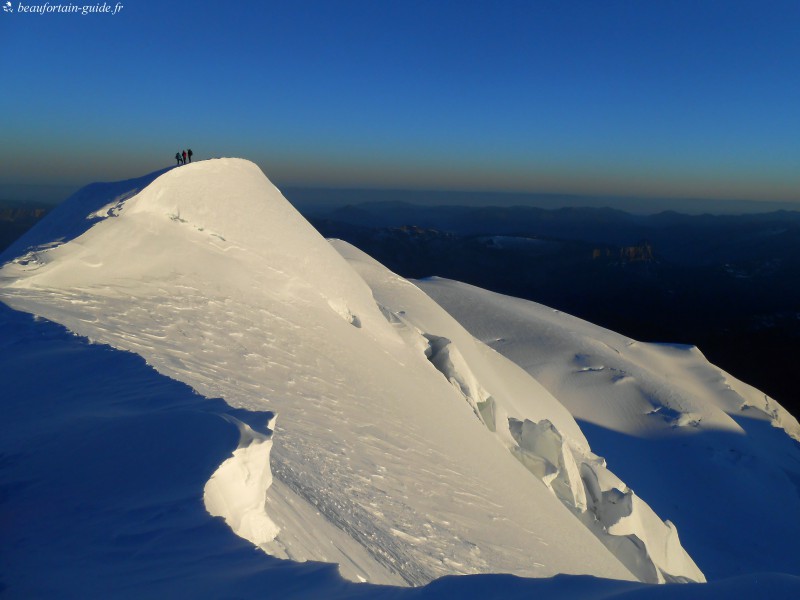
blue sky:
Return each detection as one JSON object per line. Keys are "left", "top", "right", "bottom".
{"left": 1, "top": 0, "right": 799, "bottom": 206}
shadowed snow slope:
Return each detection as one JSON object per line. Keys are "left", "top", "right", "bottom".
{"left": 418, "top": 278, "right": 800, "bottom": 580}
{"left": 2, "top": 159, "right": 797, "bottom": 598}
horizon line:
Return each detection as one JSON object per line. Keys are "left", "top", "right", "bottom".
{"left": 2, "top": 173, "right": 799, "bottom": 215}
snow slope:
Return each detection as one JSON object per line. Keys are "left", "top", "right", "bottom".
{"left": 333, "top": 241, "right": 703, "bottom": 584}
{"left": 2, "top": 304, "right": 799, "bottom": 600}
{"left": 1, "top": 158, "right": 798, "bottom": 598}
{"left": 417, "top": 278, "right": 800, "bottom": 580}
{"left": 1, "top": 158, "right": 637, "bottom": 586}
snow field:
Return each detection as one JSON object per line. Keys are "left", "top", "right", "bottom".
{"left": 334, "top": 241, "right": 704, "bottom": 583}
{"left": 2, "top": 158, "right": 800, "bottom": 597}
{"left": 1, "top": 159, "right": 638, "bottom": 586}
{"left": 418, "top": 277, "right": 800, "bottom": 579}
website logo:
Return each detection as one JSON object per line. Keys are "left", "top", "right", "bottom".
{"left": 3, "top": 2, "right": 13, "bottom": 13}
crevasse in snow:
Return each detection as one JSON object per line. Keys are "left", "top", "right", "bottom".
{"left": 333, "top": 240, "right": 705, "bottom": 584}
{"left": 418, "top": 277, "right": 800, "bottom": 580}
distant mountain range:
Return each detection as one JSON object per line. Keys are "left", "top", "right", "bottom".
{"left": 305, "top": 202, "right": 800, "bottom": 418}
{"left": 283, "top": 186, "right": 800, "bottom": 216}
{"left": 306, "top": 201, "right": 800, "bottom": 265}
{"left": 0, "top": 205, "right": 50, "bottom": 252}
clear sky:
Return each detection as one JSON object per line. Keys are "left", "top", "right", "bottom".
{"left": 1, "top": 0, "right": 799, "bottom": 206}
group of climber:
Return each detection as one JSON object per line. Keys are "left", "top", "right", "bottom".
{"left": 175, "top": 149, "right": 193, "bottom": 165}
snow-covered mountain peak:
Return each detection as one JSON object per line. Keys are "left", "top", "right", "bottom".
{"left": 1, "top": 158, "right": 392, "bottom": 345}
{"left": 2, "top": 160, "right": 799, "bottom": 597}
{"left": 0, "top": 159, "right": 637, "bottom": 585}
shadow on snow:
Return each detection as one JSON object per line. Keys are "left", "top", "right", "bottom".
{"left": 1, "top": 301, "right": 799, "bottom": 598}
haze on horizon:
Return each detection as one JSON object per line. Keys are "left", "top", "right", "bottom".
{"left": 1, "top": 0, "right": 798, "bottom": 211}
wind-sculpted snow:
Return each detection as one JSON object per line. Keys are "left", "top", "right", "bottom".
{"left": 333, "top": 241, "right": 704, "bottom": 584}
{"left": 3, "top": 159, "right": 800, "bottom": 597}
{"left": 3, "top": 305, "right": 799, "bottom": 598}
{"left": 204, "top": 414, "right": 279, "bottom": 547}
{"left": 0, "top": 167, "right": 172, "bottom": 264}
{"left": 0, "top": 158, "right": 637, "bottom": 587}
{"left": 0, "top": 303, "right": 297, "bottom": 598}
{"left": 423, "top": 334, "right": 497, "bottom": 430}
{"left": 418, "top": 278, "right": 800, "bottom": 580}
{"left": 508, "top": 418, "right": 588, "bottom": 512}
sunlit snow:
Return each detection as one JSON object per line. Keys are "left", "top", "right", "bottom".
{"left": 2, "top": 159, "right": 799, "bottom": 598}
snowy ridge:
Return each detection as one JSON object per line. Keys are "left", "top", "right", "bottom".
{"left": 1, "top": 159, "right": 636, "bottom": 586}
{"left": 418, "top": 278, "right": 800, "bottom": 580}
{"left": 3, "top": 303, "right": 798, "bottom": 599}
{"left": 3, "top": 159, "right": 799, "bottom": 596}
{"left": 334, "top": 241, "right": 703, "bottom": 584}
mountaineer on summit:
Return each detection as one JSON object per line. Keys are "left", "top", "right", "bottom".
{"left": 187, "top": 148, "right": 193, "bottom": 163}
{"left": 175, "top": 152, "right": 182, "bottom": 166}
